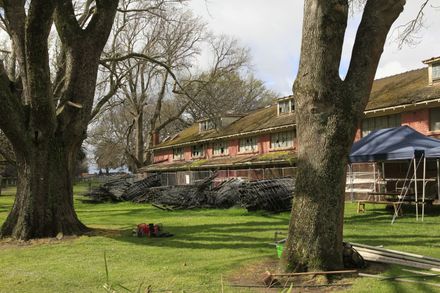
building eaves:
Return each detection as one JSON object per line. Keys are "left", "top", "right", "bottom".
{"left": 152, "top": 105, "right": 295, "bottom": 150}
{"left": 423, "top": 56, "right": 440, "bottom": 64}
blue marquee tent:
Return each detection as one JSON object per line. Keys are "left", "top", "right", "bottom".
{"left": 349, "top": 126, "right": 440, "bottom": 163}
{"left": 349, "top": 126, "right": 440, "bottom": 222}
{"left": 426, "top": 146, "right": 440, "bottom": 159}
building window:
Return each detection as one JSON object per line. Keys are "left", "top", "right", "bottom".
{"left": 278, "top": 99, "right": 294, "bottom": 115}
{"left": 430, "top": 108, "right": 440, "bottom": 131}
{"left": 362, "top": 114, "right": 401, "bottom": 137}
{"left": 271, "top": 131, "right": 294, "bottom": 149}
{"left": 191, "top": 144, "right": 204, "bottom": 158}
{"left": 173, "top": 147, "right": 184, "bottom": 160}
{"left": 213, "top": 141, "right": 229, "bottom": 156}
{"left": 200, "top": 120, "right": 214, "bottom": 132}
{"left": 239, "top": 137, "right": 258, "bottom": 153}
{"left": 433, "top": 63, "right": 440, "bottom": 81}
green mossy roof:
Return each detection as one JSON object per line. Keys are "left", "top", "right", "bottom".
{"left": 155, "top": 105, "right": 295, "bottom": 149}
{"left": 156, "top": 67, "right": 440, "bottom": 150}
{"left": 367, "top": 68, "right": 440, "bottom": 110}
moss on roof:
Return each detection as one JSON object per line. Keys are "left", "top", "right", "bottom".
{"left": 156, "top": 67, "right": 440, "bottom": 150}
{"left": 140, "top": 151, "right": 296, "bottom": 172}
{"left": 367, "top": 68, "right": 440, "bottom": 110}
{"left": 155, "top": 105, "right": 295, "bottom": 149}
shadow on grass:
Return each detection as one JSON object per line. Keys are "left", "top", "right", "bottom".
{"left": 346, "top": 233, "right": 440, "bottom": 247}
{"left": 0, "top": 205, "right": 10, "bottom": 213}
{"left": 346, "top": 204, "right": 440, "bottom": 223}
{"left": 101, "top": 218, "right": 289, "bottom": 250}
{"left": 375, "top": 276, "right": 440, "bottom": 293}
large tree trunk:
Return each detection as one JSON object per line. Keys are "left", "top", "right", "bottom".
{"left": 0, "top": 0, "right": 118, "bottom": 240}
{"left": 1, "top": 135, "right": 87, "bottom": 239}
{"left": 284, "top": 89, "right": 357, "bottom": 271}
{"left": 282, "top": 0, "right": 405, "bottom": 271}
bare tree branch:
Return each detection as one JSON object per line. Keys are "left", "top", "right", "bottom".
{"left": 395, "top": 0, "right": 430, "bottom": 48}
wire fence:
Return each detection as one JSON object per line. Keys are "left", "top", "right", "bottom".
{"left": 145, "top": 167, "right": 297, "bottom": 186}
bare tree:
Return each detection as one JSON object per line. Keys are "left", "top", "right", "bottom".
{"left": 94, "top": 3, "right": 204, "bottom": 170}
{"left": 182, "top": 35, "right": 277, "bottom": 121}
{"left": 282, "top": 0, "right": 405, "bottom": 272}
{"left": 185, "top": 71, "right": 276, "bottom": 121}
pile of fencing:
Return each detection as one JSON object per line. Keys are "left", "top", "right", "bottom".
{"left": 84, "top": 173, "right": 294, "bottom": 212}
{"left": 138, "top": 173, "right": 221, "bottom": 210}
{"left": 84, "top": 174, "right": 161, "bottom": 202}
{"left": 238, "top": 178, "right": 294, "bottom": 212}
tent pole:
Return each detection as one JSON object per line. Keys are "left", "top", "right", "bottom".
{"left": 414, "top": 157, "right": 418, "bottom": 221}
{"left": 422, "top": 156, "right": 426, "bottom": 222}
{"left": 373, "top": 163, "right": 377, "bottom": 192}
{"left": 437, "top": 159, "right": 440, "bottom": 201}
{"left": 382, "top": 162, "right": 386, "bottom": 192}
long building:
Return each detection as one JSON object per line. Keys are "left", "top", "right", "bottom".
{"left": 140, "top": 55, "right": 440, "bottom": 186}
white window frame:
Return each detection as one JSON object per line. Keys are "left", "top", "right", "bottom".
{"left": 271, "top": 131, "right": 294, "bottom": 149}
{"left": 238, "top": 137, "right": 258, "bottom": 153}
{"left": 200, "top": 120, "right": 214, "bottom": 132}
{"left": 433, "top": 63, "right": 440, "bottom": 81}
{"left": 191, "top": 144, "right": 204, "bottom": 158}
{"left": 213, "top": 141, "right": 229, "bottom": 156}
{"left": 278, "top": 99, "right": 294, "bottom": 115}
{"left": 361, "top": 114, "right": 401, "bottom": 137}
{"left": 173, "top": 147, "right": 184, "bottom": 161}
{"left": 430, "top": 108, "right": 440, "bottom": 131}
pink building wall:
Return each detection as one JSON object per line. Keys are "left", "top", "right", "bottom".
{"left": 401, "top": 109, "right": 430, "bottom": 135}
{"left": 354, "top": 126, "right": 362, "bottom": 141}
{"left": 206, "top": 145, "right": 213, "bottom": 159}
{"left": 153, "top": 131, "right": 297, "bottom": 164}
{"left": 152, "top": 107, "right": 440, "bottom": 166}
{"left": 153, "top": 149, "right": 173, "bottom": 163}
{"left": 228, "top": 139, "right": 239, "bottom": 157}
{"left": 259, "top": 135, "right": 271, "bottom": 154}
{"left": 184, "top": 147, "right": 191, "bottom": 161}
{"left": 353, "top": 108, "right": 434, "bottom": 142}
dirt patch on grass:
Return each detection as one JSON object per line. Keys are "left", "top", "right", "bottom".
{"left": 0, "top": 235, "right": 78, "bottom": 249}
{"left": 0, "top": 228, "right": 124, "bottom": 249}
{"left": 227, "top": 258, "right": 388, "bottom": 292}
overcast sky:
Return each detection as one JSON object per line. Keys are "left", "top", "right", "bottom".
{"left": 188, "top": 0, "right": 440, "bottom": 96}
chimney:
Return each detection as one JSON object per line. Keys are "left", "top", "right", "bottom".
{"left": 152, "top": 131, "right": 160, "bottom": 146}
{"left": 422, "top": 56, "right": 440, "bottom": 86}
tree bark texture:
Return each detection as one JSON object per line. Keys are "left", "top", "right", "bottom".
{"left": 0, "top": 0, "right": 118, "bottom": 240}
{"left": 135, "top": 112, "right": 145, "bottom": 165}
{"left": 283, "top": 0, "right": 405, "bottom": 271}
{"left": 1, "top": 137, "right": 86, "bottom": 239}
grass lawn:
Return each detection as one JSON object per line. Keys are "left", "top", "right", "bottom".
{"left": 1, "top": 184, "right": 440, "bottom": 292}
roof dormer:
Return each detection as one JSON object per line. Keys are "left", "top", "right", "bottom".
{"left": 423, "top": 56, "right": 440, "bottom": 86}
{"left": 198, "top": 114, "right": 243, "bottom": 133}
{"left": 199, "top": 119, "right": 215, "bottom": 132}
{"left": 277, "top": 95, "right": 294, "bottom": 116}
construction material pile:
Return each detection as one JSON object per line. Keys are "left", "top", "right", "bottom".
{"left": 238, "top": 178, "right": 294, "bottom": 212}
{"left": 120, "top": 174, "right": 161, "bottom": 201}
{"left": 148, "top": 174, "right": 218, "bottom": 210}
{"left": 83, "top": 173, "right": 295, "bottom": 212}
{"left": 210, "top": 178, "right": 243, "bottom": 208}
{"left": 83, "top": 175, "right": 160, "bottom": 202}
